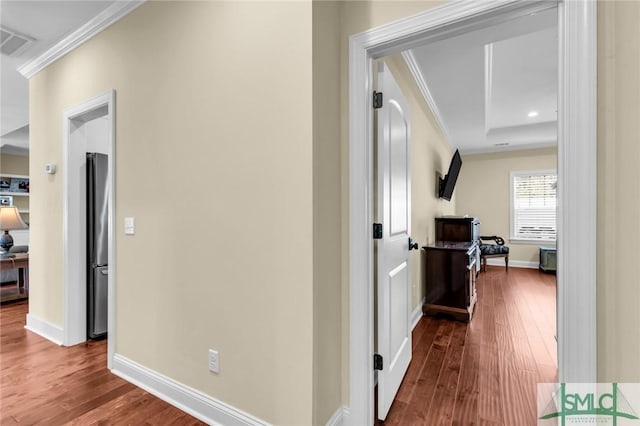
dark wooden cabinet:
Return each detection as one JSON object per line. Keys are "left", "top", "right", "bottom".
{"left": 423, "top": 242, "right": 477, "bottom": 321}
{"left": 435, "top": 216, "right": 480, "bottom": 276}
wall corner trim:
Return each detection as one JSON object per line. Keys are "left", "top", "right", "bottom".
{"left": 25, "top": 313, "right": 64, "bottom": 346}
{"left": 326, "top": 406, "right": 350, "bottom": 426}
{"left": 111, "top": 354, "right": 271, "bottom": 426}
{"left": 18, "top": 0, "right": 146, "bottom": 79}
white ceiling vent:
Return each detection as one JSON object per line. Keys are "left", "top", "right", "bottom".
{"left": 0, "top": 26, "right": 34, "bottom": 57}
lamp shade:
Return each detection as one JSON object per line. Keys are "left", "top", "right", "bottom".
{"left": 0, "top": 206, "right": 28, "bottom": 231}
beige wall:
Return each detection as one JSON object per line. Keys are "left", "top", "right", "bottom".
{"left": 26, "top": 1, "right": 640, "bottom": 422}
{"left": 1, "top": 153, "right": 29, "bottom": 175}
{"left": 456, "top": 148, "right": 557, "bottom": 264}
{"left": 597, "top": 0, "right": 640, "bottom": 382}
{"left": 384, "top": 54, "right": 455, "bottom": 311}
{"left": 30, "top": 2, "right": 313, "bottom": 425}
{"left": 312, "top": 1, "right": 343, "bottom": 424}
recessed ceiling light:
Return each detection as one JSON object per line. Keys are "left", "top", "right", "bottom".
{"left": 528, "top": 111, "right": 539, "bottom": 118}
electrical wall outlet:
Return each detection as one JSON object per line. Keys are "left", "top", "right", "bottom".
{"left": 208, "top": 349, "right": 219, "bottom": 374}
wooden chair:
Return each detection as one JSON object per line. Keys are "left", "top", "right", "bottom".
{"left": 479, "top": 236, "right": 509, "bottom": 272}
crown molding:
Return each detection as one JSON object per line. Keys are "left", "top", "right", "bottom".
{"left": 401, "top": 50, "right": 452, "bottom": 146}
{"left": 18, "top": 0, "right": 145, "bottom": 79}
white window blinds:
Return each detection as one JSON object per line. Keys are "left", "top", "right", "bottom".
{"left": 511, "top": 171, "right": 557, "bottom": 241}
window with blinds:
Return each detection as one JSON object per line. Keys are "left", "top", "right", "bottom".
{"left": 510, "top": 170, "right": 557, "bottom": 241}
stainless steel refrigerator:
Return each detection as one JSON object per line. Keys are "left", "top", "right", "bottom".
{"left": 87, "top": 152, "right": 108, "bottom": 340}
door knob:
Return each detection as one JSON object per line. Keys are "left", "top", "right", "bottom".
{"left": 409, "top": 237, "right": 419, "bottom": 251}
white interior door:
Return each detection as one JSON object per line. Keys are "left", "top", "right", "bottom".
{"left": 375, "top": 61, "right": 413, "bottom": 421}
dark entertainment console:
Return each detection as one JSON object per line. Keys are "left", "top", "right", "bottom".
{"left": 435, "top": 216, "right": 479, "bottom": 243}
{"left": 423, "top": 217, "right": 480, "bottom": 321}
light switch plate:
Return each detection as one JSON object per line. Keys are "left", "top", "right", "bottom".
{"left": 208, "top": 349, "right": 219, "bottom": 374}
{"left": 124, "top": 217, "right": 135, "bottom": 235}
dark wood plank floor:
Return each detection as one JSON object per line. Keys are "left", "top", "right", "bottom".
{"left": 378, "top": 266, "right": 557, "bottom": 426}
{"left": 0, "top": 301, "right": 206, "bottom": 425}
{"left": 2, "top": 267, "right": 555, "bottom": 425}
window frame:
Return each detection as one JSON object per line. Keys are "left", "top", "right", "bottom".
{"left": 509, "top": 169, "right": 557, "bottom": 244}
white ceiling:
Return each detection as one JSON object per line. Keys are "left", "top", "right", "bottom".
{"left": 408, "top": 8, "right": 558, "bottom": 154}
{"left": 0, "top": 0, "right": 115, "bottom": 154}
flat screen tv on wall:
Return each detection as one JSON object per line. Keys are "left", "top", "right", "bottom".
{"left": 439, "top": 149, "right": 462, "bottom": 201}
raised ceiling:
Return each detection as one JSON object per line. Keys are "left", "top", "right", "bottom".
{"left": 407, "top": 8, "right": 558, "bottom": 154}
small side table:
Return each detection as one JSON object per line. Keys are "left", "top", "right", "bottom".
{"left": 0, "top": 253, "right": 29, "bottom": 302}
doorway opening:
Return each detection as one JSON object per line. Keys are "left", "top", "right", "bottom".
{"left": 374, "top": 33, "right": 558, "bottom": 421}
{"left": 62, "top": 90, "right": 116, "bottom": 368}
{"left": 349, "top": 2, "right": 596, "bottom": 425}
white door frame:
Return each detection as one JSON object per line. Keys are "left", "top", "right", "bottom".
{"left": 62, "top": 90, "right": 116, "bottom": 369}
{"left": 348, "top": 1, "right": 596, "bottom": 424}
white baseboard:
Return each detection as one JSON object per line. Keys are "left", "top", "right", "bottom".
{"left": 25, "top": 313, "right": 64, "bottom": 346}
{"left": 111, "top": 354, "right": 270, "bottom": 426}
{"left": 411, "top": 298, "right": 426, "bottom": 330}
{"left": 326, "top": 406, "right": 350, "bottom": 426}
{"left": 484, "top": 258, "right": 538, "bottom": 269}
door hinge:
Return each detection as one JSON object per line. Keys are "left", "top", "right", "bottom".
{"left": 374, "top": 353, "right": 383, "bottom": 370}
{"left": 373, "top": 91, "right": 383, "bottom": 109}
{"left": 373, "top": 223, "right": 383, "bottom": 239}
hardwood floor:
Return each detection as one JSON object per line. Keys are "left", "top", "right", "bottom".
{"left": 0, "top": 301, "right": 206, "bottom": 425}
{"left": 2, "top": 267, "right": 555, "bottom": 425}
{"left": 377, "top": 266, "right": 557, "bottom": 426}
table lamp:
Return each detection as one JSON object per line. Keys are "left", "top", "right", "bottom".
{"left": 0, "top": 206, "right": 28, "bottom": 257}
